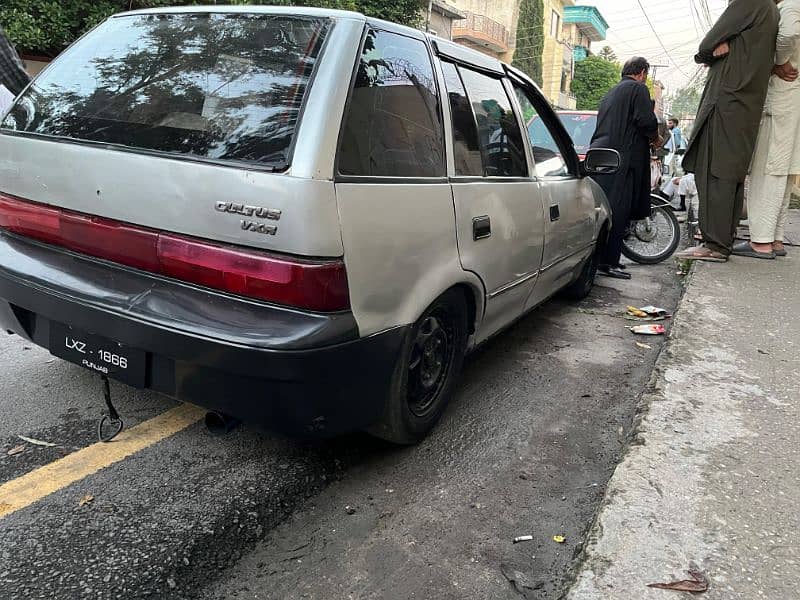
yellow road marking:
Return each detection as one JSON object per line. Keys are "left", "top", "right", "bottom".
{"left": 0, "top": 403, "right": 205, "bottom": 519}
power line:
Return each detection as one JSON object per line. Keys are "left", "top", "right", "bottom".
{"left": 634, "top": 0, "right": 692, "bottom": 78}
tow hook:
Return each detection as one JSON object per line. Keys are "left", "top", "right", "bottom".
{"left": 97, "top": 376, "right": 124, "bottom": 443}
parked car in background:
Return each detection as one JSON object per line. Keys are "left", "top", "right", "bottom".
{"left": 529, "top": 111, "right": 597, "bottom": 161}
{"left": 0, "top": 6, "right": 618, "bottom": 443}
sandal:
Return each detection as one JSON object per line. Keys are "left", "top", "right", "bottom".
{"left": 731, "top": 240, "right": 775, "bottom": 260}
{"left": 674, "top": 246, "right": 728, "bottom": 262}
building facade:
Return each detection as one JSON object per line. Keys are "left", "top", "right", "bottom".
{"left": 541, "top": 2, "right": 608, "bottom": 109}
{"left": 563, "top": 5, "right": 609, "bottom": 65}
{"left": 423, "top": 0, "right": 468, "bottom": 40}
{"left": 449, "top": 0, "right": 520, "bottom": 62}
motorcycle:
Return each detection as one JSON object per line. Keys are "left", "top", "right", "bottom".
{"left": 621, "top": 119, "right": 681, "bottom": 265}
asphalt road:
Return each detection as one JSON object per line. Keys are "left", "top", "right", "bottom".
{"left": 0, "top": 258, "right": 683, "bottom": 600}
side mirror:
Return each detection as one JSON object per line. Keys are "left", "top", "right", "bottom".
{"left": 582, "top": 148, "right": 620, "bottom": 176}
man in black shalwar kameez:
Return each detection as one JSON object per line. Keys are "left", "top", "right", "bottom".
{"left": 589, "top": 57, "right": 658, "bottom": 280}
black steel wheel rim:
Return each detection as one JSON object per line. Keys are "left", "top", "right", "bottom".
{"left": 407, "top": 309, "right": 455, "bottom": 418}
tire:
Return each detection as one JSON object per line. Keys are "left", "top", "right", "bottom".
{"left": 561, "top": 230, "right": 603, "bottom": 300}
{"left": 368, "top": 289, "right": 468, "bottom": 445}
{"left": 621, "top": 204, "right": 680, "bottom": 265}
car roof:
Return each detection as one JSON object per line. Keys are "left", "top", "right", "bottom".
{"left": 116, "top": 5, "right": 367, "bottom": 21}
{"left": 113, "top": 6, "right": 512, "bottom": 74}
{"left": 557, "top": 110, "right": 598, "bottom": 116}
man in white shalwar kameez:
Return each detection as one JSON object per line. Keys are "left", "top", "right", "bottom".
{"left": 736, "top": 0, "right": 800, "bottom": 259}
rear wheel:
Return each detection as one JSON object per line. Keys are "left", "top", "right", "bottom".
{"left": 369, "top": 289, "right": 468, "bottom": 445}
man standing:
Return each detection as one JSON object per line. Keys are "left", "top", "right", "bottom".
{"left": 0, "top": 26, "right": 29, "bottom": 98}
{"left": 676, "top": 0, "right": 780, "bottom": 262}
{"left": 663, "top": 118, "right": 684, "bottom": 154}
{"left": 733, "top": 0, "right": 800, "bottom": 259}
{"left": 590, "top": 57, "right": 658, "bottom": 280}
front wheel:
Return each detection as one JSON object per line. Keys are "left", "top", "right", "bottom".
{"left": 561, "top": 232, "right": 602, "bottom": 300}
{"left": 621, "top": 204, "right": 680, "bottom": 264}
{"left": 368, "top": 289, "right": 468, "bottom": 445}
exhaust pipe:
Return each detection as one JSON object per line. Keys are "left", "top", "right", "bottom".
{"left": 204, "top": 411, "right": 241, "bottom": 436}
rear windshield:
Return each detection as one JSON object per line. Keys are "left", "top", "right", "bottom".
{"left": 0, "top": 13, "right": 329, "bottom": 169}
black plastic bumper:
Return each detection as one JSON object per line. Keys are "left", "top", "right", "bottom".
{"left": 0, "top": 233, "right": 407, "bottom": 437}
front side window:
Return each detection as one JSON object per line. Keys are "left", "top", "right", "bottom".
{"left": 459, "top": 68, "right": 527, "bottom": 177}
{"left": 515, "top": 86, "right": 568, "bottom": 177}
{"left": 338, "top": 29, "right": 444, "bottom": 178}
{"left": 1, "top": 14, "right": 330, "bottom": 169}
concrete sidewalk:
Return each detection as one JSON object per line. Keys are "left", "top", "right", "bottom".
{"left": 568, "top": 210, "right": 800, "bottom": 599}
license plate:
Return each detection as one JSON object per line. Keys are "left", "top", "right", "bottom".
{"left": 49, "top": 322, "right": 146, "bottom": 388}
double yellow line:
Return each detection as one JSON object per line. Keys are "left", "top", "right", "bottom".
{"left": 0, "top": 404, "right": 205, "bottom": 518}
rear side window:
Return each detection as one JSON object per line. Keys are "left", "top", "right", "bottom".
{"left": 441, "top": 61, "right": 482, "bottom": 177}
{"left": 1, "top": 14, "right": 329, "bottom": 169}
{"left": 458, "top": 68, "right": 527, "bottom": 177}
{"left": 338, "top": 29, "right": 444, "bottom": 178}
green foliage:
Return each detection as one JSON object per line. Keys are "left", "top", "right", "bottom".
{"left": 0, "top": 1, "right": 120, "bottom": 55}
{"left": 597, "top": 46, "right": 617, "bottom": 63}
{"left": 512, "top": 0, "right": 544, "bottom": 86}
{"left": 668, "top": 81, "right": 704, "bottom": 119}
{"left": 572, "top": 55, "right": 619, "bottom": 111}
{"left": 0, "top": 0, "right": 420, "bottom": 56}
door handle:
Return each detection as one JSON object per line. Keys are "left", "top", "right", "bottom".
{"left": 550, "top": 205, "right": 560, "bottom": 222}
{"left": 473, "top": 215, "right": 491, "bottom": 240}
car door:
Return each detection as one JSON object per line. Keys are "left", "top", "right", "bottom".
{"left": 441, "top": 61, "right": 547, "bottom": 342}
{"left": 510, "top": 80, "right": 596, "bottom": 310}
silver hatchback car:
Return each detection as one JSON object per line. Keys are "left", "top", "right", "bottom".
{"left": 0, "top": 7, "right": 616, "bottom": 443}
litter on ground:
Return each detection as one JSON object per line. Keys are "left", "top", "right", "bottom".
{"left": 629, "top": 324, "right": 666, "bottom": 336}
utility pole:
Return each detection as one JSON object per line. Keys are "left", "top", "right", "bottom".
{"left": 650, "top": 63, "right": 669, "bottom": 82}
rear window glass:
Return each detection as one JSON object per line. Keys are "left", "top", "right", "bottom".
{"left": 0, "top": 14, "right": 329, "bottom": 169}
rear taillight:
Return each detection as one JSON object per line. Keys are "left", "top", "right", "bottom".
{"left": 0, "top": 193, "right": 349, "bottom": 312}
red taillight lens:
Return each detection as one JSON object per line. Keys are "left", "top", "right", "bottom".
{"left": 0, "top": 193, "right": 350, "bottom": 312}
{"left": 157, "top": 235, "right": 350, "bottom": 312}
{"left": 0, "top": 195, "right": 60, "bottom": 242}
{"left": 60, "top": 213, "right": 161, "bottom": 272}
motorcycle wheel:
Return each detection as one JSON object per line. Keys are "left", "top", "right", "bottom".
{"left": 621, "top": 204, "right": 681, "bottom": 265}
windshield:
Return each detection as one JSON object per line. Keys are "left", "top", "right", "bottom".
{"left": 0, "top": 14, "right": 330, "bottom": 169}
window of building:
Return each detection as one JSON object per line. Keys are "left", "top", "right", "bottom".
{"left": 338, "top": 29, "right": 444, "bottom": 178}
{"left": 458, "top": 68, "right": 527, "bottom": 177}
{"left": 550, "top": 11, "right": 561, "bottom": 39}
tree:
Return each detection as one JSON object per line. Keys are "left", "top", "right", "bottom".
{"left": 597, "top": 46, "right": 617, "bottom": 63}
{"left": 572, "top": 55, "right": 619, "bottom": 110}
{"left": 0, "top": 0, "right": 421, "bottom": 57}
{"left": 668, "top": 81, "right": 704, "bottom": 119}
{"left": 512, "top": 0, "right": 544, "bottom": 86}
